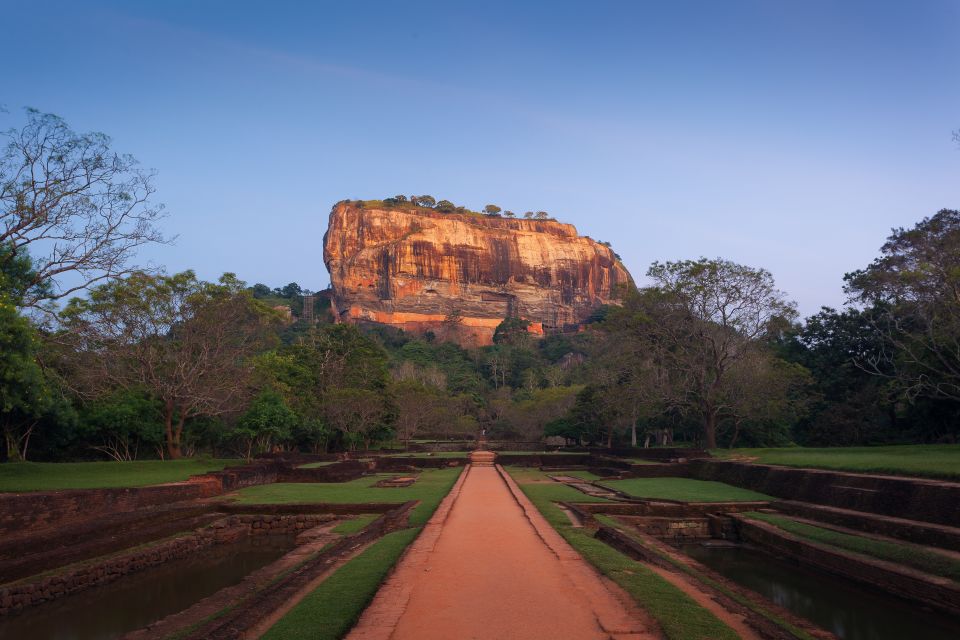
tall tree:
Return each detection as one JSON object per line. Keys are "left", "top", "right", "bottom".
{"left": 845, "top": 209, "right": 960, "bottom": 401}
{"left": 58, "top": 271, "right": 280, "bottom": 458}
{"left": 620, "top": 259, "right": 797, "bottom": 448}
{"left": 1, "top": 109, "right": 167, "bottom": 309}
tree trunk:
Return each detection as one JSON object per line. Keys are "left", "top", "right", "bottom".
{"left": 164, "top": 404, "right": 183, "bottom": 459}
{"left": 630, "top": 419, "right": 637, "bottom": 447}
{"left": 4, "top": 427, "right": 23, "bottom": 462}
{"left": 704, "top": 410, "right": 718, "bottom": 450}
{"left": 729, "top": 420, "right": 742, "bottom": 449}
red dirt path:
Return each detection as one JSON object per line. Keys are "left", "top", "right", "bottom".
{"left": 347, "top": 465, "right": 656, "bottom": 640}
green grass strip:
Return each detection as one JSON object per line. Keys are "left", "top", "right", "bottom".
{"left": 0, "top": 458, "right": 237, "bottom": 491}
{"left": 332, "top": 514, "right": 379, "bottom": 535}
{"left": 712, "top": 444, "right": 960, "bottom": 480}
{"left": 260, "top": 528, "right": 420, "bottom": 640}
{"left": 235, "top": 467, "right": 463, "bottom": 525}
{"left": 602, "top": 477, "right": 772, "bottom": 503}
{"left": 508, "top": 468, "right": 740, "bottom": 640}
{"left": 595, "top": 515, "right": 816, "bottom": 640}
{"left": 743, "top": 512, "right": 960, "bottom": 581}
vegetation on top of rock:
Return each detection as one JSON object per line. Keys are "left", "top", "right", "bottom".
{"left": 341, "top": 196, "right": 557, "bottom": 222}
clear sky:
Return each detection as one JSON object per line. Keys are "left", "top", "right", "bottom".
{"left": 2, "top": 0, "right": 957, "bottom": 317}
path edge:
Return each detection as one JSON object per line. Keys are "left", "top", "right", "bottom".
{"left": 345, "top": 464, "right": 473, "bottom": 640}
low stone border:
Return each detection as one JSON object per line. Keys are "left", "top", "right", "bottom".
{"left": 690, "top": 460, "right": 960, "bottom": 527}
{"left": 0, "top": 514, "right": 333, "bottom": 616}
{"left": 595, "top": 525, "right": 835, "bottom": 640}
{"left": 732, "top": 514, "right": 960, "bottom": 616}
{"left": 773, "top": 500, "right": 960, "bottom": 552}
{"left": 181, "top": 501, "right": 418, "bottom": 640}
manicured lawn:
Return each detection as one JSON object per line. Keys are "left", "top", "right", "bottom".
{"left": 235, "top": 468, "right": 463, "bottom": 525}
{"left": 332, "top": 514, "right": 383, "bottom": 535}
{"left": 712, "top": 444, "right": 960, "bottom": 480}
{"left": 261, "top": 528, "right": 420, "bottom": 640}
{"left": 261, "top": 468, "right": 465, "bottom": 639}
{"left": 508, "top": 468, "right": 740, "bottom": 640}
{"left": 298, "top": 461, "right": 338, "bottom": 468}
{"left": 603, "top": 477, "right": 771, "bottom": 503}
{"left": 744, "top": 512, "right": 960, "bottom": 581}
{"left": 0, "top": 458, "right": 237, "bottom": 491}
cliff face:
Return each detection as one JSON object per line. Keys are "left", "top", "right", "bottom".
{"left": 323, "top": 202, "right": 632, "bottom": 346}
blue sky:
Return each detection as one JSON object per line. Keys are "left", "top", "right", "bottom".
{"left": 2, "top": 0, "right": 958, "bottom": 316}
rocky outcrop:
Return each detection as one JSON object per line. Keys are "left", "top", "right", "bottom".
{"left": 323, "top": 201, "right": 632, "bottom": 345}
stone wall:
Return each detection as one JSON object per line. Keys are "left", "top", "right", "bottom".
{"left": 0, "top": 460, "right": 282, "bottom": 539}
{"left": 689, "top": 460, "right": 960, "bottom": 527}
{"left": 0, "top": 514, "right": 335, "bottom": 616}
{"left": 733, "top": 515, "right": 960, "bottom": 616}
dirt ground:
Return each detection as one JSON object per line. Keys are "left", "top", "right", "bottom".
{"left": 348, "top": 465, "right": 656, "bottom": 640}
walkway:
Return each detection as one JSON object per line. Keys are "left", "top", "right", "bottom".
{"left": 347, "top": 465, "right": 655, "bottom": 640}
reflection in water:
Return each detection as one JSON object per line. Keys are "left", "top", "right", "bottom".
{"left": 0, "top": 535, "right": 295, "bottom": 640}
{"left": 684, "top": 543, "right": 960, "bottom": 640}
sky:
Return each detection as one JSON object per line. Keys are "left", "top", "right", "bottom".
{"left": 2, "top": 0, "right": 958, "bottom": 317}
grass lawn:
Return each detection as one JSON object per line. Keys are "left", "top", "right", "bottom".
{"left": 234, "top": 467, "right": 463, "bottom": 525}
{"left": 712, "top": 444, "right": 960, "bottom": 480}
{"left": 261, "top": 527, "right": 420, "bottom": 640}
{"left": 603, "top": 477, "right": 771, "bottom": 503}
{"left": 332, "top": 514, "right": 381, "bottom": 535}
{"left": 261, "top": 467, "right": 465, "bottom": 639}
{"left": 0, "top": 458, "right": 237, "bottom": 491}
{"left": 507, "top": 468, "right": 740, "bottom": 640}
{"left": 744, "top": 512, "right": 960, "bottom": 581}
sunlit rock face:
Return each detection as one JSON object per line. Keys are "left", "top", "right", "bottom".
{"left": 322, "top": 201, "right": 632, "bottom": 346}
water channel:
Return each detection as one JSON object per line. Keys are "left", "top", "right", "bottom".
{"left": 0, "top": 535, "right": 296, "bottom": 640}
{"left": 683, "top": 542, "right": 960, "bottom": 640}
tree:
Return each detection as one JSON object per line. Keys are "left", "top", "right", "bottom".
{"left": 58, "top": 271, "right": 281, "bottom": 458}
{"left": 435, "top": 200, "right": 456, "bottom": 213}
{"left": 612, "top": 259, "right": 797, "bottom": 448}
{"left": 234, "top": 391, "right": 298, "bottom": 460}
{"left": 279, "top": 282, "right": 303, "bottom": 298}
{"left": 322, "top": 387, "right": 387, "bottom": 450}
{"left": 845, "top": 209, "right": 960, "bottom": 401}
{"left": 413, "top": 195, "right": 436, "bottom": 208}
{"left": 391, "top": 380, "right": 447, "bottom": 447}
{"left": 0, "top": 295, "right": 49, "bottom": 460}
{"left": 250, "top": 283, "right": 272, "bottom": 299}
{"left": 503, "top": 210, "right": 516, "bottom": 218}
{"left": 523, "top": 211, "right": 534, "bottom": 219}
{"left": 493, "top": 316, "right": 531, "bottom": 347}
{"left": 1, "top": 109, "right": 167, "bottom": 309}
{"left": 0, "top": 245, "right": 57, "bottom": 460}
{"left": 483, "top": 204, "right": 502, "bottom": 216}
{"left": 79, "top": 389, "right": 164, "bottom": 461}
{"left": 534, "top": 211, "right": 549, "bottom": 219}
{"left": 255, "top": 323, "right": 389, "bottom": 452}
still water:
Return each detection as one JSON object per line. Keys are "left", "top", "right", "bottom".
{"left": 0, "top": 535, "right": 295, "bottom": 640}
{"left": 684, "top": 543, "right": 960, "bottom": 640}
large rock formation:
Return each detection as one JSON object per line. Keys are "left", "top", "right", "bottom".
{"left": 323, "top": 201, "right": 632, "bottom": 346}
